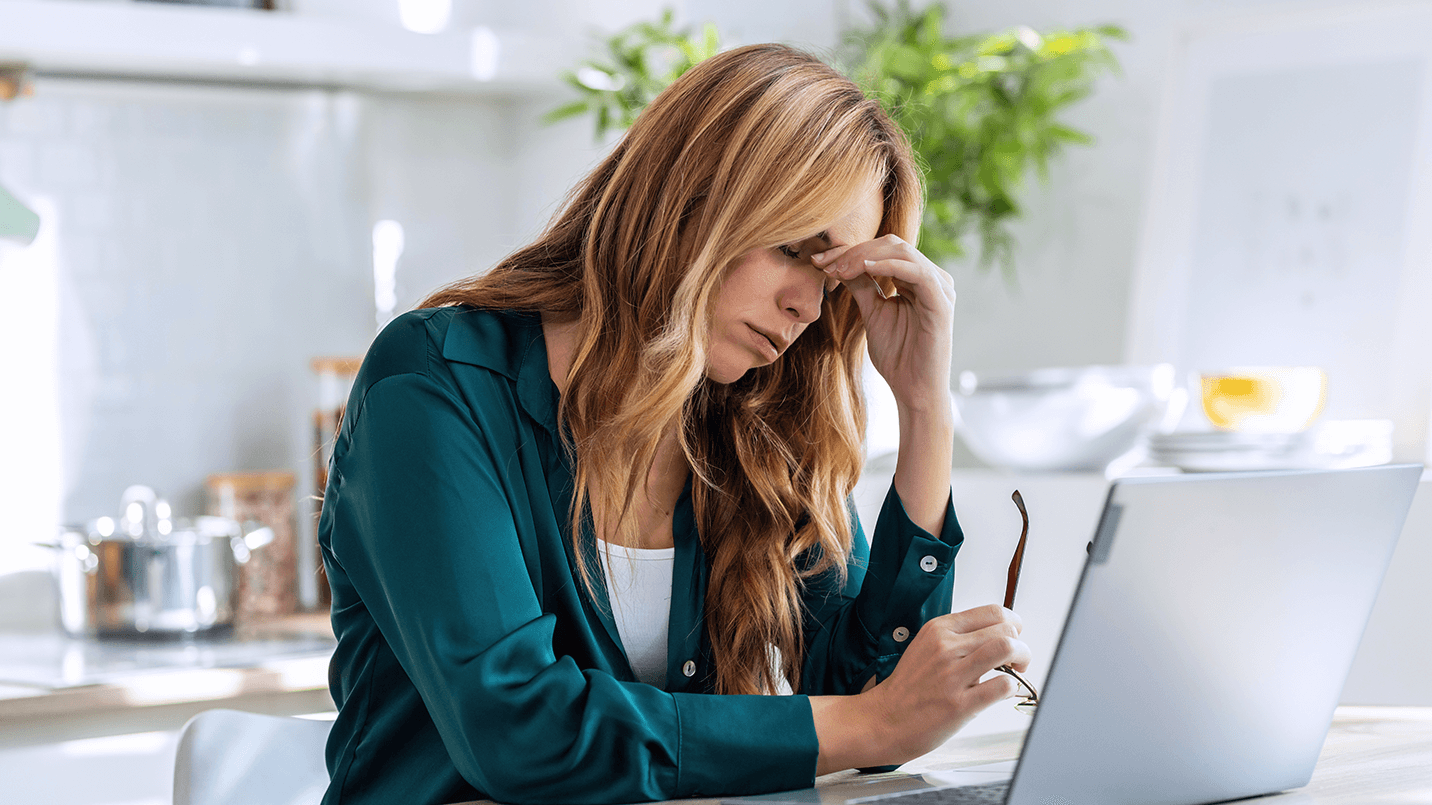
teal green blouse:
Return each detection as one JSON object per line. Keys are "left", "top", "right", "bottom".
{"left": 318, "top": 306, "right": 963, "bottom": 805}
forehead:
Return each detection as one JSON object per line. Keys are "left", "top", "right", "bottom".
{"left": 813, "top": 178, "right": 885, "bottom": 246}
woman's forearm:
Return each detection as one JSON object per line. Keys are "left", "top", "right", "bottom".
{"left": 892, "top": 395, "right": 956, "bottom": 536}
{"left": 809, "top": 693, "right": 891, "bottom": 774}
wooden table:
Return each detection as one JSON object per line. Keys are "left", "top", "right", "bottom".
{"left": 876, "top": 706, "right": 1432, "bottom": 805}
{"left": 453, "top": 705, "right": 1432, "bottom": 804}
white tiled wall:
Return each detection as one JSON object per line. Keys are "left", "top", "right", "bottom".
{"left": 0, "top": 77, "right": 522, "bottom": 604}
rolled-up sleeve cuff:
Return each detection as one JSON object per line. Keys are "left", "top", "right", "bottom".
{"left": 671, "top": 692, "right": 819, "bottom": 797}
{"left": 857, "top": 484, "right": 964, "bottom": 678}
{"left": 878, "top": 483, "right": 961, "bottom": 616}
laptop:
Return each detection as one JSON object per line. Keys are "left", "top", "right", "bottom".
{"left": 725, "top": 464, "right": 1422, "bottom": 805}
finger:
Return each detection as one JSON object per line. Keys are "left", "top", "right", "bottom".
{"left": 813, "top": 244, "right": 889, "bottom": 313}
{"left": 965, "top": 672, "right": 1023, "bottom": 712}
{"left": 810, "top": 243, "right": 853, "bottom": 267}
{"left": 819, "top": 236, "right": 951, "bottom": 310}
{"left": 965, "top": 620, "right": 1023, "bottom": 648}
{"left": 817, "top": 251, "right": 896, "bottom": 298}
{"left": 826, "top": 234, "right": 936, "bottom": 276}
{"left": 827, "top": 255, "right": 953, "bottom": 313}
{"left": 860, "top": 259, "right": 954, "bottom": 310}
{"left": 834, "top": 233, "right": 918, "bottom": 263}
{"left": 927, "top": 618, "right": 1022, "bottom": 656}
{"left": 837, "top": 270, "right": 887, "bottom": 320}
{"left": 934, "top": 624, "right": 1028, "bottom": 676}
{"left": 964, "top": 633, "right": 1032, "bottom": 678}
{"left": 818, "top": 235, "right": 908, "bottom": 280}
{"left": 991, "top": 654, "right": 1031, "bottom": 674}
{"left": 942, "top": 604, "right": 1022, "bottom": 635}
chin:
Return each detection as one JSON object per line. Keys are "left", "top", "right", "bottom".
{"left": 704, "top": 365, "right": 747, "bottom": 385}
{"left": 704, "top": 352, "right": 751, "bottom": 384}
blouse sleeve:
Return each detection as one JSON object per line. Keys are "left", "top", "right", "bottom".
{"left": 798, "top": 485, "right": 964, "bottom": 696}
{"left": 324, "top": 370, "right": 818, "bottom": 804}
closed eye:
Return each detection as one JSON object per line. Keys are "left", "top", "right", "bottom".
{"left": 777, "top": 244, "right": 802, "bottom": 260}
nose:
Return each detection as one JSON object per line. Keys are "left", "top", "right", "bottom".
{"left": 778, "top": 266, "right": 826, "bottom": 325}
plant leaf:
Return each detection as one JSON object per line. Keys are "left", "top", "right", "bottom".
{"left": 542, "top": 100, "right": 593, "bottom": 124}
{"left": 545, "top": 7, "right": 722, "bottom": 144}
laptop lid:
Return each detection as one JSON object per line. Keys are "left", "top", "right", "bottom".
{"left": 1007, "top": 464, "right": 1421, "bottom": 805}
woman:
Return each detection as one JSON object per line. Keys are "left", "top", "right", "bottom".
{"left": 318, "top": 44, "right": 1030, "bottom": 805}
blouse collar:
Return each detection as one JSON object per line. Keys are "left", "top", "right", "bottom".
{"left": 439, "top": 307, "right": 559, "bottom": 435}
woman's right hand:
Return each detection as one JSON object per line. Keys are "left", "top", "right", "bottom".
{"left": 809, "top": 605, "right": 1031, "bottom": 774}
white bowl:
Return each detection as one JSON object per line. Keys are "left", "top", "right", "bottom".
{"left": 955, "top": 364, "right": 1176, "bottom": 472}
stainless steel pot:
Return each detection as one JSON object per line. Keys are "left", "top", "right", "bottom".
{"left": 43, "top": 485, "right": 273, "bottom": 638}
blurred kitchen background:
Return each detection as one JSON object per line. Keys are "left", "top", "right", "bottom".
{"left": 2, "top": 0, "right": 1432, "bottom": 803}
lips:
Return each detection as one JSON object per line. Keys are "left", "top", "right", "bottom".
{"left": 747, "top": 324, "right": 782, "bottom": 361}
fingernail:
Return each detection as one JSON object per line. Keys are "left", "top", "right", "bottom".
{"left": 864, "top": 259, "right": 875, "bottom": 268}
{"left": 811, "top": 250, "right": 830, "bottom": 264}
{"left": 822, "top": 262, "right": 838, "bottom": 274}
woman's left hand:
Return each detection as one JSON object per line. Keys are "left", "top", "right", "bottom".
{"left": 812, "top": 235, "right": 956, "bottom": 413}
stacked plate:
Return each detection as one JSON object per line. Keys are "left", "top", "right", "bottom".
{"left": 1149, "top": 420, "right": 1393, "bottom": 472}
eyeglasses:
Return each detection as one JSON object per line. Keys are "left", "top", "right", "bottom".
{"left": 997, "top": 489, "right": 1040, "bottom": 715}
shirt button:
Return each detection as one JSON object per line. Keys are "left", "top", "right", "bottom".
{"left": 919, "top": 555, "right": 938, "bottom": 572}
{"left": 892, "top": 626, "right": 910, "bottom": 643}
{"left": 682, "top": 660, "right": 696, "bottom": 678}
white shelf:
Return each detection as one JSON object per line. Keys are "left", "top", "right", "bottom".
{"left": 0, "top": 0, "right": 565, "bottom": 94}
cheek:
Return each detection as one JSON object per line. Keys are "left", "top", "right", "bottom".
{"left": 715, "top": 254, "right": 782, "bottom": 310}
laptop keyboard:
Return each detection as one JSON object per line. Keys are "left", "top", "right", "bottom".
{"left": 850, "top": 781, "right": 1009, "bottom": 805}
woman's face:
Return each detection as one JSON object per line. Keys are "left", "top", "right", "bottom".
{"left": 705, "top": 182, "right": 885, "bottom": 384}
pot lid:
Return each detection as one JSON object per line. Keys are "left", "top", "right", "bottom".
{"left": 60, "top": 485, "right": 243, "bottom": 544}
{"left": 61, "top": 515, "right": 242, "bottom": 545}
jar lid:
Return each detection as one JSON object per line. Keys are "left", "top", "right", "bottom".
{"left": 310, "top": 356, "right": 363, "bottom": 375}
{"left": 205, "top": 471, "right": 296, "bottom": 492}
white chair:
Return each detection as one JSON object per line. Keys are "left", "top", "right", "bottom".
{"left": 172, "top": 709, "right": 333, "bottom": 805}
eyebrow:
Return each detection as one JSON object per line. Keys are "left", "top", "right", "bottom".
{"left": 789, "top": 231, "right": 838, "bottom": 250}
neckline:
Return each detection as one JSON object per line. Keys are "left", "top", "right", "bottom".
{"left": 595, "top": 538, "right": 677, "bottom": 560}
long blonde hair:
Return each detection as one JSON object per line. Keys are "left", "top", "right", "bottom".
{"left": 421, "top": 44, "right": 923, "bottom": 695}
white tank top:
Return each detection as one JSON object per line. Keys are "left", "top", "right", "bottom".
{"left": 596, "top": 539, "right": 674, "bottom": 688}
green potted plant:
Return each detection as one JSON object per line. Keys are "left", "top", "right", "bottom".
{"left": 544, "top": 9, "right": 720, "bottom": 140}
{"left": 547, "top": 3, "right": 1125, "bottom": 278}
{"left": 841, "top": 2, "right": 1124, "bottom": 275}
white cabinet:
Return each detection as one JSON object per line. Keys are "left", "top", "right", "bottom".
{"left": 0, "top": 0, "right": 563, "bottom": 94}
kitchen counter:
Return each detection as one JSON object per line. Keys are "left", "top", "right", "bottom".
{"left": 0, "top": 613, "right": 335, "bottom": 747}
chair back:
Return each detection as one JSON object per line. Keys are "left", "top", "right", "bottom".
{"left": 173, "top": 708, "right": 332, "bottom": 805}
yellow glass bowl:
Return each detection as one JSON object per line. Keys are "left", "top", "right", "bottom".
{"left": 1200, "top": 367, "right": 1327, "bottom": 433}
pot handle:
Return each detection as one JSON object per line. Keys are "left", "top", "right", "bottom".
{"left": 34, "top": 540, "right": 100, "bottom": 573}
{"left": 35, "top": 526, "right": 88, "bottom": 549}
{"left": 230, "top": 524, "right": 274, "bottom": 564}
